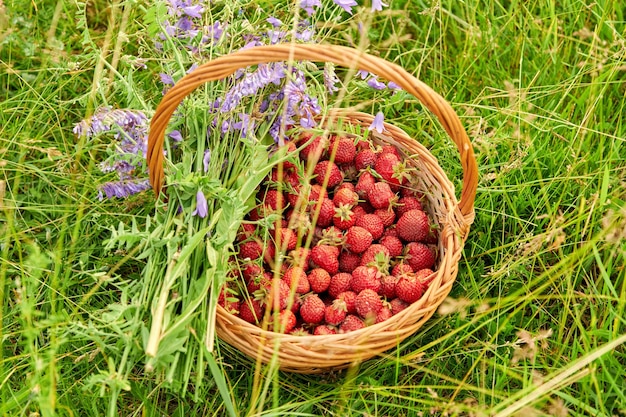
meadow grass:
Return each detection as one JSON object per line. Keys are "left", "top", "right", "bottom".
{"left": 1, "top": 0, "right": 625, "bottom": 416}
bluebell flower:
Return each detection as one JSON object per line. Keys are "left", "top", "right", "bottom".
{"left": 203, "top": 149, "right": 211, "bottom": 173}
{"left": 367, "top": 77, "right": 387, "bottom": 90}
{"left": 160, "top": 73, "right": 175, "bottom": 86}
{"left": 371, "top": 0, "right": 388, "bottom": 12}
{"left": 192, "top": 190, "right": 208, "bottom": 218}
{"left": 267, "top": 17, "right": 282, "bottom": 27}
{"left": 357, "top": 69, "right": 369, "bottom": 79}
{"left": 388, "top": 81, "right": 402, "bottom": 91}
{"left": 300, "top": 0, "right": 321, "bottom": 16}
{"left": 334, "top": 0, "right": 358, "bottom": 14}
{"left": 169, "top": 130, "right": 183, "bottom": 143}
{"left": 368, "top": 111, "right": 385, "bottom": 134}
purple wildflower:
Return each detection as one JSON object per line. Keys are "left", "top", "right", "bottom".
{"left": 97, "top": 179, "right": 151, "bottom": 200}
{"left": 182, "top": 4, "right": 204, "bottom": 18}
{"left": 367, "top": 77, "right": 387, "bottom": 90}
{"left": 203, "top": 149, "right": 211, "bottom": 173}
{"left": 169, "top": 130, "right": 183, "bottom": 143}
{"left": 192, "top": 190, "right": 208, "bottom": 218}
{"left": 368, "top": 111, "right": 385, "bottom": 134}
{"left": 357, "top": 70, "right": 369, "bottom": 79}
{"left": 160, "top": 73, "right": 175, "bottom": 85}
{"left": 371, "top": 0, "right": 388, "bottom": 12}
{"left": 324, "top": 63, "right": 340, "bottom": 94}
{"left": 267, "top": 17, "right": 282, "bottom": 27}
{"left": 334, "top": 0, "right": 358, "bottom": 14}
{"left": 300, "top": 0, "right": 321, "bottom": 16}
{"left": 388, "top": 81, "right": 402, "bottom": 91}
{"left": 221, "top": 63, "right": 286, "bottom": 112}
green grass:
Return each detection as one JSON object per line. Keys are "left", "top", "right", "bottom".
{"left": 1, "top": 0, "right": 625, "bottom": 416}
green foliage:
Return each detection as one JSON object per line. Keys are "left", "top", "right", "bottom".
{"left": 1, "top": 0, "right": 625, "bottom": 416}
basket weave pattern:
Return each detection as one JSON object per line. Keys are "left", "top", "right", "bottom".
{"left": 147, "top": 44, "right": 478, "bottom": 373}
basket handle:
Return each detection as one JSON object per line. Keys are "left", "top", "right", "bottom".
{"left": 147, "top": 44, "right": 478, "bottom": 217}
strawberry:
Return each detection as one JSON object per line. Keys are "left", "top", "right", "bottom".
{"left": 290, "top": 327, "right": 311, "bottom": 336}
{"left": 382, "top": 225, "right": 398, "bottom": 238}
{"left": 355, "top": 289, "right": 383, "bottom": 319}
{"left": 355, "top": 213, "right": 384, "bottom": 240}
{"left": 390, "top": 298, "right": 410, "bottom": 315}
{"left": 239, "top": 298, "right": 264, "bottom": 324}
{"left": 335, "top": 181, "right": 355, "bottom": 193}
{"left": 405, "top": 242, "right": 435, "bottom": 271}
{"left": 325, "top": 302, "right": 347, "bottom": 326}
{"left": 288, "top": 247, "right": 311, "bottom": 270}
{"left": 380, "top": 145, "right": 400, "bottom": 157}
{"left": 375, "top": 305, "right": 393, "bottom": 324}
{"left": 357, "top": 200, "right": 375, "bottom": 214}
{"left": 246, "top": 272, "right": 272, "bottom": 293}
{"left": 329, "top": 135, "right": 356, "bottom": 165}
{"left": 391, "top": 262, "right": 414, "bottom": 277}
{"left": 367, "top": 182, "right": 396, "bottom": 210}
{"left": 415, "top": 268, "right": 435, "bottom": 286}
{"left": 311, "top": 197, "right": 335, "bottom": 228}
{"left": 336, "top": 290, "right": 357, "bottom": 314}
{"left": 333, "top": 187, "right": 359, "bottom": 208}
{"left": 218, "top": 285, "right": 240, "bottom": 315}
{"left": 328, "top": 272, "right": 353, "bottom": 298}
{"left": 339, "top": 314, "right": 365, "bottom": 333}
{"left": 374, "top": 152, "right": 406, "bottom": 187}
{"left": 310, "top": 245, "right": 339, "bottom": 274}
{"left": 396, "top": 273, "right": 426, "bottom": 303}
{"left": 380, "top": 235, "right": 403, "bottom": 257}
{"left": 300, "top": 134, "right": 328, "bottom": 162}
{"left": 239, "top": 239, "right": 263, "bottom": 260}
{"left": 241, "top": 262, "right": 264, "bottom": 281}
{"left": 359, "top": 244, "right": 391, "bottom": 271}
{"left": 351, "top": 205, "right": 368, "bottom": 222}
{"left": 271, "top": 309, "right": 297, "bottom": 333}
{"left": 275, "top": 227, "right": 297, "bottom": 251}
{"left": 313, "top": 160, "right": 343, "bottom": 189}
{"left": 355, "top": 148, "right": 378, "bottom": 171}
{"left": 333, "top": 204, "right": 356, "bottom": 230}
{"left": 355, "top": 171, "right": 376, "bottom": 198}
{"left": 350, "top": 266, "right": 382, "bottom": 293}
{"left": 237, "top": 223, "right": 257, "bottom": 241}
{"left": 379, "top": 275, "right": 398, "bottom": 299}
{"left": 307, "top": 268, "right": 331, "bottom": 293}
{"left": 300, "top": 294, "right": 326, "bottom": 324}
{"left": 314, "top": 325, "right": 337, "bottom": 335}
{"left": 396, "top": 196, "right": 423, "bottom": 217}
{"left": 283, "top": 267, "right": 310, "bottom": 294}
{"left": 374, "top": 208, "right": 396, "bottom": 228}
{"left": 318, "top": 226, "right": 344, "bottom": 246}
{"left": 396, "top": 209, "right": 430, "bottom": 242}
{"left": 308, "top": 184, "right": 329, "bottom": 203}
{"left": 262, "top": 189, "right": 285, "bottom": 211}
{"left": 338, "top": 251, "right": 361, "bottom": 273}
{"left": 265, "top": 278, "right": 291, "bottom": 311}
{"left": 345, "top": 226, "right": 373, "bottom": 254}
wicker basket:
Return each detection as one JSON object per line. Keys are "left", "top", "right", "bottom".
{"left": 147, "top": 44, "right": 478, "bottom": 373}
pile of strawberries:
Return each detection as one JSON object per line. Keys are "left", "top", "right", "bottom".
{"left": 219, "top": 131, "right": 438, "bottom": 335}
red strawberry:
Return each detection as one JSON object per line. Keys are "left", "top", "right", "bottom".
{"left": 339, "top": 314, "right": 365, "bottom": 333}
{"left": 300, "top": 294, "right": 326, "bottom": 324}
{"left": 313, "top": 160, "right": 343, "bottom": 189}
{"left": 290, "top": 327, "right": 311, "bottom": 336}
{"left": 311, "top": 198, "right": 335, "bottom": 228}
{"left": 355, "top": 171, "right": 376, "bottom": 198}
{"left": 390, "top": 298, "right": 410, "bottom": 315}
{"left": 318, "top": 226, "right": 344, "bottom": 246}
{"left": 355, "top": 289, "right": 383, "bottom": 319}
{"left": 374, "top": 208, "right": 396, "bottom": 228}
{"left": 237, "top": 223, "right": 257, "bottom": 241}
{"left": 345, "top": 226, "right": 373, "bottom": 254}
{"left": 396, "top": 196, "right": 423, "bottom": 217}
{"left": 308, "top": 268, "right": 331, "bottom": 293}
{"left": 374, "top": 152, "right": 405, "bottom": 187}
{"left": 300, "top": 134, "right": 328, "bottom": 162}
{"left": 308, "top": 184, "right": 329, "bottom": 203}
{"left": 396, "top": 273, "right": 426, "bottom": 303}
{"left": 336, "top": 290, "right": 357, "bottom": 314}
{"left": 396, "top": 209, "right": 430, "bottom": 242}
{"left": 265, "top": 279, "right": 291, "bottom": 311}
{"left": 333, "top": 204, "right": 356, "bottom": 230}
{"left": 239, "top": 299, "right": 264, "bottom": 324}
{"left": 335, "top": 181, "right": 355, "bottom": 192}
{"left": 380, "top": 145, "right": 400, "bottom": 158}
{"left": 382, "top": 225, "right": 398, "bottom": 238}
{"left": 375, "top": 305, "right": 393, "bottom": 324}
{"left": 329, "top": 135, "right": 356, "bottom": 165}
{"left": 367, "top": 182, "right": 396, "bottom": 210}
{"left": 262, "top": 189, "right": 285, "bottom": 211}
{"left": 355, "top": 148, "right": 378, "bottom": 171}
{"left": 379, "top": 275, "right": 398, "bottom": 299}
{"left": 246, "top": 272, "right": 272, "bottom": 293}
{"left": 350, "top": 266, "right": 381, "bottom": 293}
{"left": 271, "top": 309, "right": 297, "bottom": 333}
{"left": 333, "top": 187, "right": 359, "bottom": 208}
{"left": 415, "top": 268, "right": 435, "bottom": 286}
{"left": 351, "top": 205, "right": 368, "bottom": 222}
{"left": 405, "top": 242, "right": 435, "bottom": 271}
{"left": 218, "top": 285, "right": 240, "bottom": 315}
{"left": 288, "top": 247, "right": 311, "bottom": 270}
{"left": 239, "top": 239, "right": 263, "bottom": 260}
{"left": 313, "top": 325, "right": 336, "bottom": 335}
{"left": 391, "top": 262, "right": 414, "bottom": 277}
{"left": 241, "top": 262, "right": 264, "bottom": 281}
{"left": 355, "top": 213, "right": 384, "bottom": 240}
{"left": 328, "top": 272, "right": 353, "bottom": 298}
{"left": 310, "top": 245, "right": 340, "bottom": 274}
{"left": 380, "top": 235, "right": 403, "bottom": 257}
{"left": 359, "top": 244, "right": 390, "bottom": 271}
{"left": 339, "top": 251, "right": 361, "bottom": 273}
{"left": 275, "top": 228, "right": 297, "bottom": 251}
{"left": 324, "top": 302, "right": 347, "bottom": 326}
{"left": 283, "top": 267, "right": 310, "bottom": 294}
